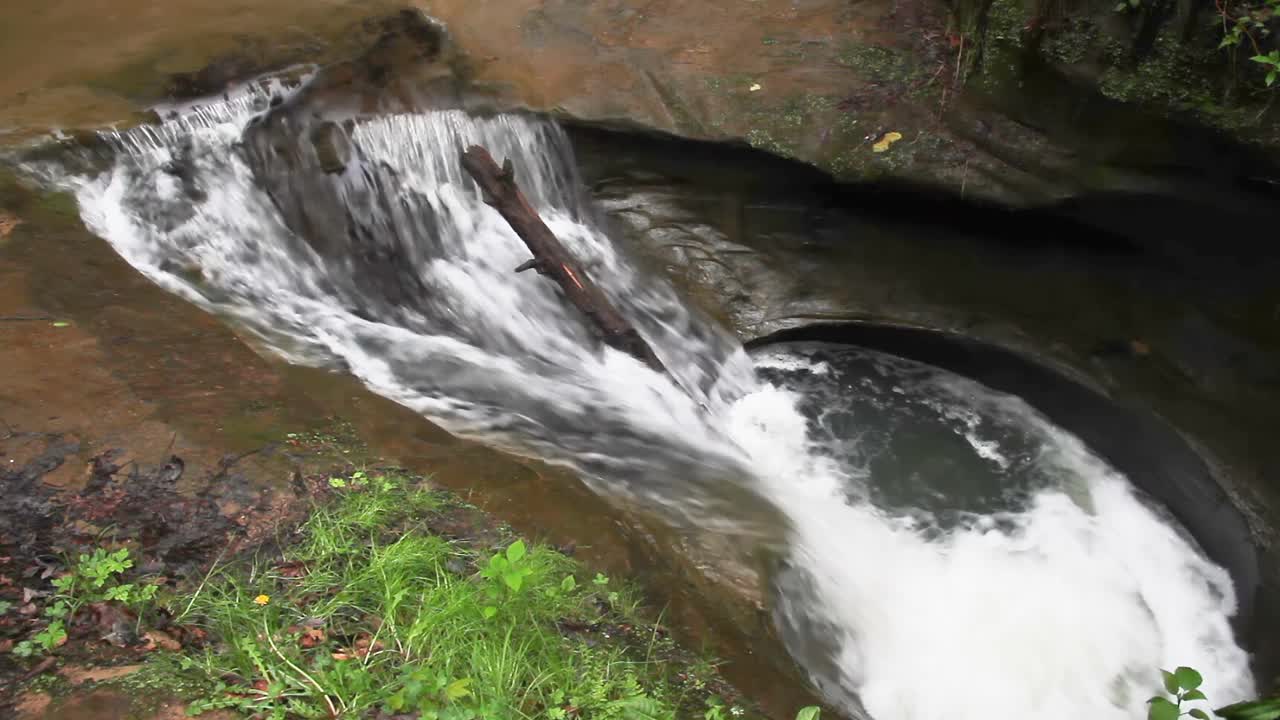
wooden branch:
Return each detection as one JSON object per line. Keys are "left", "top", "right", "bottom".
{"left": 460, "top": 145, "right": 668, "bottom": 375}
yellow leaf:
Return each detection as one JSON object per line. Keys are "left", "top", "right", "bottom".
{"left": 872, "top": 131, "right": 903, "bottom": 153}
{"left": 749, "top": 83, "right": 762, "bottom": 92}
{"left": 253, "top": 594, "right": 270, "bottom": 606}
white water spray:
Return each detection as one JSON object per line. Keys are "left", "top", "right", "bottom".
{"left": 51, "top": 82, "right": 1254, "bottom": 719}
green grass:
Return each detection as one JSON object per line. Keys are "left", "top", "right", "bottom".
{"left": 169, "top": 471, "right": 753, "bottom": 720}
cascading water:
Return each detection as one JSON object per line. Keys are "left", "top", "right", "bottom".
{"left": 48, "top": 79, "right": 1255, "bottom": 719}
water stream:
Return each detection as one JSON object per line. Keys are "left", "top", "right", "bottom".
{"left": 39, "top": 81, "right": 1256, "bottom": 719}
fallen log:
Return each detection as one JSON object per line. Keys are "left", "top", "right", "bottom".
{"left": 460, "top": 144, "right": 667, "bottom": 375}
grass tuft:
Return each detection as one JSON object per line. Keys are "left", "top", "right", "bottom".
{"left": 170, "top": 471, "right": 732, "bottom": 719}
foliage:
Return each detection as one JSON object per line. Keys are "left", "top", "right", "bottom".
{"left": 1147, "top": 665, "right": 1280, "bottom": 720}
{"left": 1252, "top": 50, "right": 1280, "bottom": 86}
{"left": 172, "top": 472, "right": 757, "bottom": 719}
{"left": 1113, "top": 0, "right": 1280, "bottom": 91}
{"left": 10, "top": 546, "right": 159, "bottom": 658}
{"left": 1148, "top": 666, "right": 1210, "bottom": 720}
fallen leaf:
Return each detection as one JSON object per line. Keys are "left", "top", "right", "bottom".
{"left": 872, "top": 131, "right": 903, "bottom": 153}
{"left": 749, "top": 83, "right": 762, "bottom": 92}
{"left": 352, "top": 633, "right": 383, "bottom": 658}
{"left": 0, "top": 639, "right": 12, "bottom": 652}
{"left": 298, "top": 628, "right": 326, "bottom": 648}
{"left": 143, "top": 629, "right": 182, "bottom": 652}
{"left": 275, "top": 561, "right": 308, "bottom": 578}
{"left": 51, "top": 321, "right": 71, "bottom": 328}
{"left": 331, "top": 650, "right": 354, "bottom": 661}
{"left": 1129, "top": 339, "right": 1151, "bottom": 356}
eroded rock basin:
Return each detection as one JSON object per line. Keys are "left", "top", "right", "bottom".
{"left": 3, "top": 74, "right": 1278, "bottom": 720}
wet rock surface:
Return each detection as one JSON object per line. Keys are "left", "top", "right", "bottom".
{"left": 5, "top": 0, "right": 1277, "bottom": 205}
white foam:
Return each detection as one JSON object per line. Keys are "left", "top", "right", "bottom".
{"left": 727, "top": 373, "right": 1253, "bottom": 720}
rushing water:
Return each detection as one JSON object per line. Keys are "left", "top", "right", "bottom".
{"left": 47, "top": 80, "right": 1255, "bottom": 719}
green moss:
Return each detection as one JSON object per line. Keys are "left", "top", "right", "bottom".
{"left": 1039, "top": 18, "right": 1100, "bottom": 66}
{"left": 836, "top": 43, "right": 926, "bottom": 87}
{"left": 985, "top": 0, "right": 1033, "bottom": 47}
{"left": 1097, "top": 34, "right": 1266, "bottom": 130}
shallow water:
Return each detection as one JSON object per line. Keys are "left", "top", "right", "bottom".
{"left": 35, "top": 80, "right": 1257, "bottom": 718}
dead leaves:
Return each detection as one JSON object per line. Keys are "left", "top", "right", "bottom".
{"left": 284, "top": 623, "right": 384, "bottom": 659}
{"left": 331, "top": 633, "right": 383, "bottom": 661}
{"left": 274, "top": 561, "right": 308, "bottom": 579}
{"left": 142, "top": 629, "right": 182, "bottom": 652}
{"left": 298, "top": 627, "right": 326, "bottom": 649}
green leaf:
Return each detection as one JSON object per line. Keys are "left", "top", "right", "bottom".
{"left": 561, "top": 575, "right": 576, "bottom": 592}
{"left": 481, "top": 606, "right": 497, "bottom": 619}
{"left": 796, "top": 708, "right": 822, "bottom": 720}
{"left": 1217, "top": 697, "right": 1280, "bottom": 720}
{"left": 1175, "top": 667, "right": 1203, "bottom": 691}
{"left": 1189, "top": 710, "right": 1211, "bottom": 720}
{"left": 52, "top": 321, "right": 71, "bottom": 328}
{"left": 503, "top": 571, "right": 524, "bottom": 592}
{"left": 444, "top": 678, "right": 472, "bottom": 701}
{"left": 1150, "top": 697, "right": 1180, "bottom": 720}
{"left": 1266, "top": 70, "right": 1276, "bottom": 87}
{"left": 506, "top": 540, "right": 526, "bottom": 564}
{"left": 1183, "top": 690, "right": 1208, "bottom": 702}
{"left": 1162, "top": 670, "right": 1180, "bottom": 695}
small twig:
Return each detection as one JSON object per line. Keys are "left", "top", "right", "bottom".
{"left": 0, "top": 314, "right": 54, "bottom": 322}
{"left": 19, "top": 656, "right": 57, "bottom": 681}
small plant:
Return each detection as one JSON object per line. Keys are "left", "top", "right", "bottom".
{"left": 10, "top": 545, "right": 159, "bottom": 657}
{"left": 1148, "top": 666, "right": 1209, "bottom": 720}
{"left": 12, "top": 620, "right": 66, "bottom": 657}
{"left": 478, "top": 539, "right": 535, "bottom": 619}
{"left": 1147, "top": 665, "right": 1280, "bottom": 720}
{"left": 385, "top": 666, "right": 483, "bottom": 720}
{"left": 1252, "top": 50, "right": 1280, "bottom": 86}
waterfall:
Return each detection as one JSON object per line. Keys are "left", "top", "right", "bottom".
{"left": 54, "top": 80, "right": 1254, "bottom": 720}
